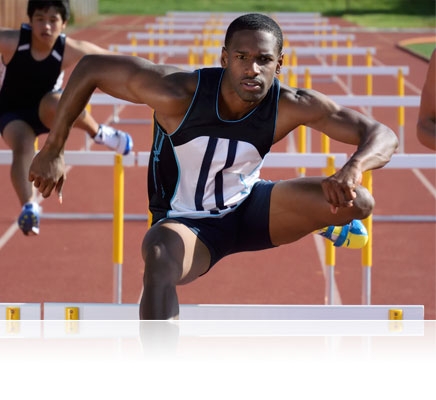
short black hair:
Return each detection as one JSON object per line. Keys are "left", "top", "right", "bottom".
{"left": 224, "top": 13, "right": 283, "bottom": 55}
{"left": 27, "top": 0, "right": 70, "bottom": 22}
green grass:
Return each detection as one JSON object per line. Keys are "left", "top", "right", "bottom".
{"left": 402, "top": 42, "right": 436, "bottom": 60}
{"left": 98, "top": 0, "right": 436, "bottom": 28}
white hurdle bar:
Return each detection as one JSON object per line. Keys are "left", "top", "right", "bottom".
{"left": 144, "top": 23, "right": 342, "bottom": 33}
{"left": 0, "top": 303, "right": 41, "bottom": 320}
{"left": 165, "top": 11, "right": 323, "bottom": 18}
{"left": 285, "top": 65, "right": 409, "bottom": 87}
{"left": 84, "top": 93, "right": 420, "bottom": 126}
{"left": 109, "top": 44, "right": 375, "bottom": 57}
{"left": 379, "top": 153, "right": 436, "bottom": 169}
{"left": 285, "top": 65, "right": 408, "bottom": 76}
{"left": 0, "top": 149, "right": 135, "bottom": 166}
{"left": 38, "top": 303, "right": 424, "bottom": 320}
{"left": 127, "top": 32, "right": 355, "bottom": 44}
{"left": 1, "top": 150, "right": 433, "bottom": 186}
{"left": 0, "top": 302, "right": 426, "bottom": 322}
{"left": 156, "top": 15, "right": 328, "bottom": 24}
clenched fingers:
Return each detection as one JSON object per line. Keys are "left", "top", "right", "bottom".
{"left": 322, "top": 178, "right": 357, "bottom": 212}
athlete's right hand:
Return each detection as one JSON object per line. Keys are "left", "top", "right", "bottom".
{"left": 29, "top": 146, "right": 66, "bottom": 201}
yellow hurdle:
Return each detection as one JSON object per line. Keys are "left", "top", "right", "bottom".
{"left": 321, "top": 131, "right": 330, "bottom": 176}
{"left": 130, "top": 34, "right": 137, "bottom": 57}
{"left": 397, "top": 68, "right": 405, "bottom": 153}
{"left": 6, "top": 306, "right": 20, "bottom": 320}
{"left": 283, "top": 39, "right": 290, "bottom": 66}
{"left": 324, "top": 156, "right": 336, "bottom": 305}
{"left": 298, "top": 68, "right": 312, "bottom": 176}
{"left": 331, "top": 27, "right": 338, "bottom": 64}
{"left": 291, "top": 48, "right": 297, "bottom": 67}
{"left": 346, "top": 36, "right": 353, "bottom": 67}
{"left": 361, "top": 170, "right": 373, "bottom": 305}
{"left": 113, "top": 154, "right": 124, "bottom": 304}
{"left": 389, "top": 309, "right": 403, "bottom": 320}
{"left": 366, "top": 50, "right": 373, "bottom": 96}
{"left": 113, "top": 154, "right": 124, "bottom": 267}
{"left": 148, "top": 28, "right": 154, "bottom": 62}
{"left": 65, "top": 306, "right": 79, "bottom": 320}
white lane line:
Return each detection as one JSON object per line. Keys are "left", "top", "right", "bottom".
{"left": 0, "top": 224, "right": 19, "bottom": 250}
{"left": 413, "top": 168, "right": 436, "bottom": 199}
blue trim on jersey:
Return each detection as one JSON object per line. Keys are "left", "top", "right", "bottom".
{"left": 165, "top": 70, "right": 202, "bottom": 137}
{"left": 152, "top": 126, "right": 166, "bottom": 193}
{"left": 215, "top": 69, "right": 258, "bottom": 123}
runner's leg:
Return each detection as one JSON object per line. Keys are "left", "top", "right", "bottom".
{"left": 39, "top": 91, "right": 99, "bottom": 135}
{"left": 2, "top": 120, "right": 37, "bottom": 205}
{"left": 139, "top": 220, "right": 211, "bottom": 320}
{"left": 269, "top": 177, "right": 373, "bottom": 246}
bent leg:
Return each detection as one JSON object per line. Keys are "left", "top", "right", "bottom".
{"left": 39, "top": 92, "right": 99, "bottom": 136}
{"left": 2, "top": 120, "right": 37, "bottom": 205}
{"left": 269, "top": 177, "right": 374, "bottom": 246}
{"left": 139, "top": 220, "right": 211, "bottom": 320}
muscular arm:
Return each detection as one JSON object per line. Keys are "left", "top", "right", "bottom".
{"left": 417, "top": 50, "right": 436, "bottom": 150}
{"left": 62, "top": 37, "right": 115, "bottom": 68}
{"left": 46, "top": 54, "right": 196, "bottom": 151}
{"left": 276, "top": 86, "right": 398, "bottom": 211}
{"left": 29, "top": 54, "right": 196, "bottom": 198}
{"left": 278, "top": 87, "right": 398, "bottom": 170}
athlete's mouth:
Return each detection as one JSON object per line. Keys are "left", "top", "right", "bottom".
{"left": 241, "top": 80, "right": 262, "bottom": 89}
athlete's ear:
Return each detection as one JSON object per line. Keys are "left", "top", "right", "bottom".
{"left": 276, "top": 52, "right": 284, "bottom": 74}
{"left": 221, "top": 47, "right": 228, "bottom": 67}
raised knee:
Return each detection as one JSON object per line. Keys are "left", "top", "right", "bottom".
{"left": 143, "top": 241, "right": 168, "bottom": 279}
{"left": 141, "top": 235, "right": 181, "bottom": 286}
{"left": 353, "top": 186, "right": 375, "bottom": 219}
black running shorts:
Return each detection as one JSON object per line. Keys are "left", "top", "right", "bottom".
{"left": 168, "top": 179, "right": 277, "bottom": 271}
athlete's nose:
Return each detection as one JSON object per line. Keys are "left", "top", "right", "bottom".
{"left": 245, "top": 60, "right": 261, "bottom": 75}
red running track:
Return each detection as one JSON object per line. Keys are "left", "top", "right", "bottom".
{"left": 0, "top": 15, "right": 434, "bottom": 319}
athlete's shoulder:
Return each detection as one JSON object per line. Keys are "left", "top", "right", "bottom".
{"left": 0, "top": 28, "right": 20, "bottom": 61}
{"left": 279, "top": 82, "right": 336, "bottom": 109}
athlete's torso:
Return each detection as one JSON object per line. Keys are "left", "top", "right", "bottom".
{"left": 0, "top": 24, "right": 65, "bottom": 111}
{"left": 148, "top": 67, "right": 280, "bottom": 223}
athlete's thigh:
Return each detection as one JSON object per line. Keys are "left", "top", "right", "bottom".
{"left": 269, "top": 177, "right": 356, "bottom": 245}
{"left": 143, "top": 219, "right": 211, "bottom": 284}
{"left": 2, "top": 119, "right": 36, "bottom": 152}
{"left": 38, "top": 91, "right": 62, "bottom": 127}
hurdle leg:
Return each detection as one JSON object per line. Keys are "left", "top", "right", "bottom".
{"left": 361, "top": 171, "right": 373, "bottom": 305}
{"left": 113, "top": 154, "right": 124, "bottom": 304}
{"left": 362, "top": 267, "right": 371, "bottom": 305}
{"left": 324, "top": 156, "right": 336, "bottom": 305}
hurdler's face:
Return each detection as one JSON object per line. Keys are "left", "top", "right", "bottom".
{"left": 221, "top": 29, "right": 283, "bottom": 103}
{"left": 30, "top": 6, "right": 66, "bottom": 47}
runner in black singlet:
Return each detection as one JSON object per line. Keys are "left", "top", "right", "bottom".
{"left": 0, "top": 0, "right": 133, "bottom": 235}
{"left": 29, "top": 13, "right": 399, "bottom": 319}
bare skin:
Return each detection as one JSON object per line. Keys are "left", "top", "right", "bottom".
{"left": 28, "top": 26, "right": 398, "bottom": 320}
{"left": 0, "top": 6, "right": 114, "bottom": 206}
{"left": 417, "top": 49, "right": 436, "bottom": 151}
